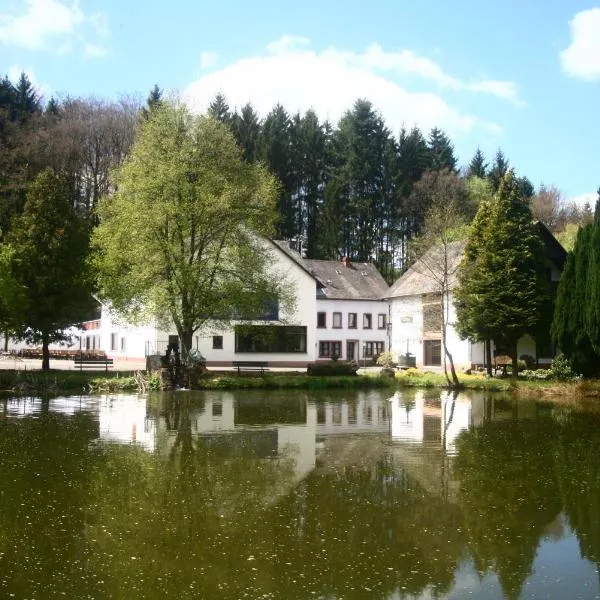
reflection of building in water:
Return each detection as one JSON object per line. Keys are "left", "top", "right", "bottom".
{"left": 161, "top": 393, "right": 317, "bottom": 485}
{"left": 389, "top": 391, "right": 472, "bottom": 454}
{"left": 315, "top": 392, "right": 390, "bottom": 434}
{"left": 98, "top": 395, "right": 156, "bottom": 452}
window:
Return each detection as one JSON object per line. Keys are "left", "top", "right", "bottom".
{"left": 377, "top": 313, "right": 387, "bottom": 329}
{"left": 348, "top": 313, "right": 357, "bottom": 329}
{"left": 363, "top": 313, "right": 372, "bottom": 329}
{"left": 363, "top": 341, "right": 385, "bottom": 358}
{"left": 424, "top": 340, "right": 442, "bottom": 366}
{"left": 235, "top": 325, "right": 307, "bottom": 353}
{"left": 332, "top": 312, "right": 342, "bottom": 328}
{"left": 213, "top": 335, "right": 223, "bottom": 350}
{"left": 319, "top": 341, "right": 342, "bottom": 358}
{"left": 317, "top": 312, "right": 326, "bottom": 328}
{"left": 110, "top": 333, "right": 118, "bottom": 351}
{"left": 120, "top": 337, "right": 126, "bottom": 352}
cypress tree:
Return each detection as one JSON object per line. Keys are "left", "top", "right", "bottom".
{"left": 455, "top": 171, "right": 552, "bottom": 377}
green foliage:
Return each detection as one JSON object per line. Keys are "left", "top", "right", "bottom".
{"left": 92, "top": 102, "right": 284, "bottom": 358}
{"left": 550, "top": 354, "right": 580, "bottom": 381}
{"left": 552, "top": 196, "right": 600, "bottom": 375}
{"left": 455, "top": 171, "right": 552, "bottom": 377}
{"left": 467, "top": 147, "right": 487, "bottom": 178}
{"left": 376, "top": 351, "right": 396, "bottom": 369}
{"left": 7, "top": 169, "right": 93, "bottom": 368}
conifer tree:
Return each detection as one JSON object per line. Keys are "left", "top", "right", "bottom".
{"left": 141, "top": 84, "right": 164, "bottom": 120}
{"left": 8, "top": 169, "right": 93, "bottom": 370}
{"left": 207, "top": 92, "right": 231, "bottom": 124}
{"left": 455, "top": 171, "right": 551, "bottom": 377}
{"left": 467, "top": 148, "right": 487, "bottom": 178}
{"left": 488, "top": 149, "right": 509, "bottom": 191}
{"left": 231, "top": 103, "right": 261, "bottom": 163}
{"left": 427, "top": 127, "right": 457, "bottom": 171}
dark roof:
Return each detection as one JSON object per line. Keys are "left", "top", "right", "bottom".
{"left": 535, "top": 221, "right": 567, "bottom": 269}
{"left": 303, "top": 258, "right": 389, "bottom": 300}
{"left": 271, "top": 240, "right": 389, "bottom": 300}
{"left": 386, "top": 241, "right": 465, "bottom": 298}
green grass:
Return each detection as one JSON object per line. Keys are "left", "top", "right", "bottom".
{"left": 0, "top": 369, "right": 139, "bottom": 395}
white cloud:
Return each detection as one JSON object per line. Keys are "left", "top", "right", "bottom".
{"left": 567, "top": 192, "right": 597, "bottom": 208}
{"left": 0, "top": 0, "right": 83, "bottom": 50}
{"left": 200, "top": 51, "right": 218, "bottom": 69}
{"left": 183, "top": 37, "right": 506, "bottom": 138}
{"left": 560, "top": 8, "right": 600, "bottom": 81}
{"left": 0, "top": 0, "right": 109, "bottom": 57}
{"left": 84, "top": 43, "right": 107, "bottom": 58}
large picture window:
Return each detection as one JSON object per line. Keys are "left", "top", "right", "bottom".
{"left": 235, "top": 325, "right": 307, "bottom": 353}
{"left": 363, "top": 341, "right": 385, "bottom": 358}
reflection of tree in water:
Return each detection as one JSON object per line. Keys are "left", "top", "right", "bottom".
{"left": 0, "top": 409, "right": 100, "bottom": 599}
{"left": 454, "top": 418, "right": 562, "bottom": 600}
{"left": 553, "top": 407, "right": 600, "bottom": 569}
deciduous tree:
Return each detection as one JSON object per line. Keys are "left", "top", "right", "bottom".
{"left": 92, "top": 103, "right": 287, "bottom": 360}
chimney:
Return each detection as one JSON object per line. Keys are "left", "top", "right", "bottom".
{"left": 341, "top": 256, "right": 349, "bottom": 268}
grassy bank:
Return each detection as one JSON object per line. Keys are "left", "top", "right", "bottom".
{"left": 0, "top": 369, "right": 139, "bottom": 395}
{"left": 1, "top": 367, "right": 598, "bottom": 398}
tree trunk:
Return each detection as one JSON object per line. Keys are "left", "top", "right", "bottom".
{"left": 3, "top": 332, "right": 8, "bottom": 352}
{"left": 511, "top": 340, "right": 519, "bottom": 381}
{"left": 485, "top": 339, "right": 493, "bottom": 376}
{"left": 178, "top": 328, "right": 194, "bottom": 365}
{"left": 441, "top": 294, "right": 460, "bottom": 388}
{"left": 41, "top": 332, "right": 50, "bottom": 371}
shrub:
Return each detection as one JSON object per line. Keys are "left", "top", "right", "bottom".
{"left": 376, "top": 351, "right": 396, "bottom": 369}
{"left": 519, "top": 369, "right": 552, "bottom": 380}
{"left": 307, "top": 361, "right": 358, "bottom": 376}
{"left": 550, "top": 354, "right": 580, "bottom": 381}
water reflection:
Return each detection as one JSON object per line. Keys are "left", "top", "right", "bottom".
{"left": 0, "top": 390, "right": 599, "bottom": 599}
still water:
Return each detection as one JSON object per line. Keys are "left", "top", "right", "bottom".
{"left": 1, "top": 389, "right": 599, "bottom": 600}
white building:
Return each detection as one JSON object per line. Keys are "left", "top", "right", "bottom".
{"left": 82, "top": 239, "right": 391, "bottom": 368}
{"left": 386, "top": 223, "right": 567, "bottom": 370}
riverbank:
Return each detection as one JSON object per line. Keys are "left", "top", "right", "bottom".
{"left": 0, "top": 368, "right": 597, "bottom": 398}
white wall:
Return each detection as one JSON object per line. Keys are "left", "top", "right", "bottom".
{"left": 188, "top": 243, "right": 317, "bottom": 366}
{"left": 314, "top": 298, "right": 390, "bottom": 361}
{"left": 390, "top": 293, "right": 471, "bottom": 369}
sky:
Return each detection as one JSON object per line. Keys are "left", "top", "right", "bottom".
{"left": 1, "top": 0, "right": 599, "bottom": 205}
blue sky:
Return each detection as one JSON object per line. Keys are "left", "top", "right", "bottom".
{"left": 1, "top": 0, "right": 599, "bottom": 204}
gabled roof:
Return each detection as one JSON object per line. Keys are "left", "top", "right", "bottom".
{"left": 270, "top": 240, "right": 389, "bottom": 300}
{"left": 386, "top": 241, "right": 465, "bottom": 299}
{"left": 303, "top": 259, "right": 389, "bottom": 300}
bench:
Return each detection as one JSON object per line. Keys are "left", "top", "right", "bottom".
{"left": 232, "top": 361, "right": 269, "bottom": 374}
{"left": 73, "top": 357, "right": 114, "bottom": 372}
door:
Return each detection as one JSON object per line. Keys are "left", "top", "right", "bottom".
{"left": 346, "top": 341, "right": 356, "bottom": 361}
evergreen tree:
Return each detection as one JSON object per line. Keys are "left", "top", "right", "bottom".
{"left": 289, "top": 109, "right": 329, "bottom": 258}
{"left": 427, "top": 127, "right": 457, "bottom": 171}
{"left": 467, "top": 148, "right": 487, "bottom": 178}
{"left": 552, "top": 192, "right": 600, "bottom": 374}
{"left": 140, "top": 84, "right": 163, "bottom": 120}
{"left": 231, "top": 103, "right": 261, "bottom": 163}
{"left": 207, "top": 92, "right": 231, "bottom": 124}
{"left": 324, "top": 99, "right": 391, "bottom": 261}
{"left": 7, "top": 168, "right": 93, "bottom": 370}
{"left": 259, "top": 104, "right": 294, "bottom": 239}
{"left": 455, "top": 171, "right": 552, "bottom": 377}
{"left": 14, "top": 72, "right": 41, "bottom": 118}
{"left": 488, "top": 149, "right": 509, "bottom": 191}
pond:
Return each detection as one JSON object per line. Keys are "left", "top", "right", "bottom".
{"left": 0, "top": 389, "right": 599, "bottom": 599}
